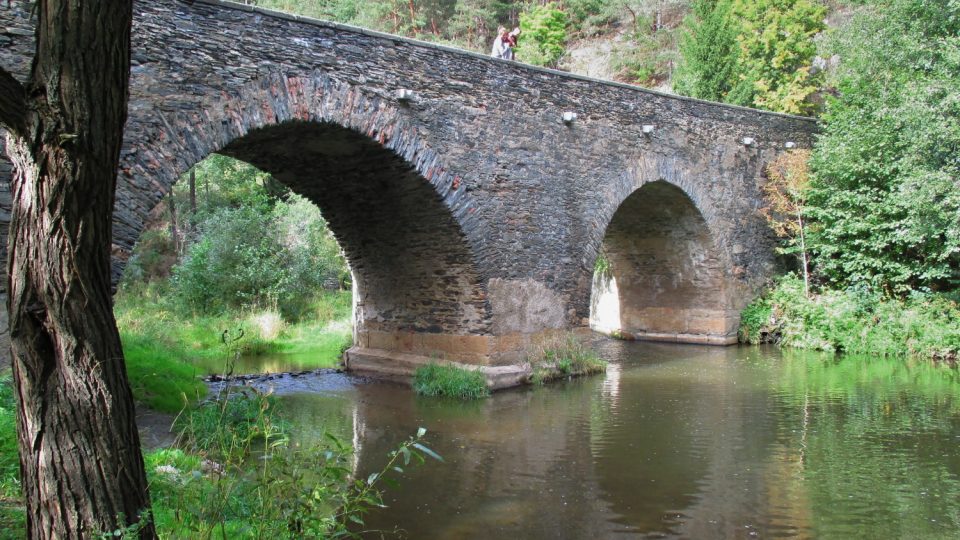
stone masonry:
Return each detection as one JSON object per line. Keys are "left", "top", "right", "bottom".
{"left": 0, "top": 0, "right": 817, "bottom": 385}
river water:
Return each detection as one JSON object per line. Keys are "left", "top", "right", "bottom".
{"left": 260, "top": 339, "right": 960, "bottom": 539}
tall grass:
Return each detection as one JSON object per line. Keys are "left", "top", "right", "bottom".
{"left": 147, "top": 384, "right": 441, "bottom": 537}
{"left": 527, "top": 334, "right": 607, "bottom": 385}
{"left": 413, "top": 363, "right": 490, "bottom": 399}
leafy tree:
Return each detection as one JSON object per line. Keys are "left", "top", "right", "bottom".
{"left": 448, "top": 0, "right": 513, "bottom": 49}
{"left": 675, "top": 0, "right": 824, "bottom": 115}
{"left": 729, "top": 0, "right": 826, "bottom": 114}
{"left": 807, "top": 0, "right": 960, "bottom": 294}
{"left": 0, "top": 0, "right": 156, "bottom": 537}
{"left": 673, "top": 0, "right": 739, "bottom": 101}
{"left": 518, "top": 2, "right": 570, "bottom": 67}
{"left": 761, "top": 150, "right": 813, "bottom": 296}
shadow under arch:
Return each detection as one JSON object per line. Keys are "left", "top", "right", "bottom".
{"left": 218, "top": 119, "right": 490, "bottom": 339}
{"left": 590, "top": 180, "right": 738, "bottom": 345}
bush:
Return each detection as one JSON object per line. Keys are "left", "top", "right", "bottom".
{"left": 740, "top": 274, "right": 960, "bottom": 362}
{"left": 171, "top": 194, "right": 347, "bottom": 322}
{"left": 413, "top": 363, "right": 490, "bottom": 399}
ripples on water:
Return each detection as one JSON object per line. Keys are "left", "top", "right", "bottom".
{"left": 269, "top": 340, "right": 960, "bottom": 539}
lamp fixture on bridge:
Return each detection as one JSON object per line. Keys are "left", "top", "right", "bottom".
{"left": 642, "top": 124, "right": 655, "bottom": 135}
{"left": 396, "top": 88, "right": 415, "bottom": 102}
{"left": 785, "top": 141, "right": 797, "bottom": 149}
{"left": 741, "top": 136, "right": 756, "bottom": 147}
{"left": 562, "top": 111, "right": 578, "bottom": 124}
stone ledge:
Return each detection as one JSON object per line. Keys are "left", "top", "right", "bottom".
{"left": 599, "top": 329, "right": 738, "bottom": 346}
{"left": 344, "top": 346, "right": 532, "bottom": 391}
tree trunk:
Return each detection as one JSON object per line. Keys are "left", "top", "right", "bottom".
{"left": 0, "top": 0, "right": 155, "bottom": 537}
{"left": 189, "top": 167, "right": 197, "bottom": 234}
{"left": 169, "top": 192, "right": 180, "bottom": 255}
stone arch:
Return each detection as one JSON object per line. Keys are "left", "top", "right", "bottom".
{"left": 118, "top": 72, "right": 495, "bottom": 362}
{"left": 587, "top": 158, "right": 739, "bottom": 345}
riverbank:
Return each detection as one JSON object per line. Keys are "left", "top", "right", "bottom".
{"left": 115, "top": 286, "right": 352, "bottom": 412}
{"left": 739, "top": 275, "right": 960, "bottom": 364}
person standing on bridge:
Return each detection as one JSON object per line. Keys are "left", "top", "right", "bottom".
{"left": 503, "top": 27, "right": 521, "bottom": 60}
{"left": 491, "top": 26, "right": 510, "bottom": 59}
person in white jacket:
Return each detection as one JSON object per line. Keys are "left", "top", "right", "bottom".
{"left": 490, "top": 26, "right": 509, "bottom": 59}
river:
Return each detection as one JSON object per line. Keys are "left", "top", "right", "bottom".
{"left": 250, "top": 339, "right": 960, "bottom": 539}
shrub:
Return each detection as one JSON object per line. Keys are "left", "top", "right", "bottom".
{"left": 413, "top": 363, "right": 490, "bottom": 399}
{"left": 741, "top": 274, "right": 960, "bottom": 362}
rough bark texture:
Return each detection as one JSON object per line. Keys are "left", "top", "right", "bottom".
{"left": 4, "top": 0, "right": 155, "bottom": 537}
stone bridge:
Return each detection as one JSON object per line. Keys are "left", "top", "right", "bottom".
{"left": 0, "top": 0, "right": 817, "bottom": 385}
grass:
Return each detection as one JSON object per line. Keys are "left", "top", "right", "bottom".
{"left": 413, "top": 363, "right": 490, "bottom": 399}
{"left": 0, "top": 372, "right": 24, "bottom": 539}
{"left": 114, "top": 286, "right": 352, "bottom": 386}
{"left": 123, "top": 334, "right": 208, "bottom": 413}
{"left": 527, "top": 334, "right": 608, "bottom": 385}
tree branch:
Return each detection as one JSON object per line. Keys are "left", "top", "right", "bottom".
{"left": 0, "top": 66, "right": 27, "bottom": 136}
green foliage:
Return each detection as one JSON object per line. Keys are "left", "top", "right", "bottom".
{"left": 413, "top": 363, "right": 490, "bottom": 399}
{"left": 741, "top": 274, "right": 960, "bottom": 361}
{"left": 675, "top": 0, "right": 824, "bottom": 114}
{"left": 518, "top": 3, "right": 570, "bottom": 67}
{"left": 0, "top": 374, "right": 24, "bottom": 539}
{"left": 175, "top": 389, "right": 287, "bottom": 460}
{"left": 115, "top": 283, "right": 351, "bottom": 377}
{"left": 171, "top": 192, "right": 345, "bottom": 321}
{"left": 738, "top": 295, "right": 773, "bottom": 344}
{"left": 807, "top": 0, "right": 960, "bottom": 294}
{"left": 148, "top": 384, "right": 441, "bottom": 538}
{"left": 728, "top": 0, "right": 826, "bottom": 114}
{"left": 527, "top": 334, "right": 607, "bottom": 385}
{"left": 674, "top": 0, "right": 739, "bottom": 101}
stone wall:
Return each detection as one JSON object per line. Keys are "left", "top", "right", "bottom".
{"left": 0, "top": 0, "right": 818, "bottom": 377}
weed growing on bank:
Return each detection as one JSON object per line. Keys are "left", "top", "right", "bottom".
{"left": 528, "top": 334, "right": 607, "bottom": 385}
{"left": 413, "top": 363, "right": 490, "bottom": 399}
{"left": 740, "top": 274, "right": 960, "bottom": 363}
{"left": 149, "top": 384, "right": 441, "bottom": 537}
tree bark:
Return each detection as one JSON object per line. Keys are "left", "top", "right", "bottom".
{"left": 189, "top": 167, "right": 197, "bottom": 234}
{"left": 3, "top": 0, "right": 155, "bottom": 537}
{"left": 168, "top": 192, "right": 180, "bottom": 255}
